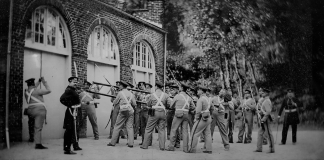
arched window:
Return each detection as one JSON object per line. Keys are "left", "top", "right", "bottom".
{"left": 25, "top": 7, "right": 70, "bottom": 55}
{"left": 132, "top": 41, "right": 155, "bottom": 87}
{"left": 87, "top": 26, "right": 119, "bottom": 65}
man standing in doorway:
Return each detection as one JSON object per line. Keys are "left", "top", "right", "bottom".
{"left": 24, "top": 77, "right": 51, "bottom": 149}
{"left": 79, "top": 81, "right": 100, "bottom": 140}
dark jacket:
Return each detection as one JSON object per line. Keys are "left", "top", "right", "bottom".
{"left": 60, "top": 86, "right": 80, "bottom": 129}
{"left": 279, "top": 97, "right": 300, "bottom": 125}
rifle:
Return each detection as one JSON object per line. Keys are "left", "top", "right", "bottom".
{"left": 167, "top": 67, "right": 194, "bottom": 100}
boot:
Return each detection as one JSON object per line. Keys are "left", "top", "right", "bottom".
{"left": 73, "top": 142, "right": 82, "bottom": 151}
{"left": 35, "top": 144, "right": 48, "bottom": 149}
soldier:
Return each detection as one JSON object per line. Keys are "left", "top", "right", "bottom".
{"left": 187, "top": 85, "right": 197, "bottom": 131}
{"left": 278, "top": 88, "right": 300, "bottom": 145}
{"left": 79, "top": 81, "right": 100, "bottom": 140}
{"left": 257, "top": 88, "right": 268, "bottom": 145}
{"left": 210, "top": 87, "right": 230, "bottom": 151}
{"left": 108, "top": 83, "right": 126, "bottom": 140}
{"left": 107, "top": 81, "right": 136, "bottom": 147}
{"left": 227, "top": 90, "right": 236, "bottom": 143}
{"left": 60, "top": 77, "right": 82, "bottom": 154}
{"left": 166, "top": 83, "right": 195, "bottom": 152}
{"left": 189, "top": 85, "right": 212, "bottom": 154}
{"left": 237, "top": 89, "right": 256, "bottom": 143}
{"left": 166, "top": 84, "right": 181, "bottom": 147}
{"left": 140, "top": 82, "right": 170, "bottom": 150}
{"left": 254, "top": 88, "right": 275, "bottom": 153}
{"left": 128, "top": 82, "right": 140, "bottom": 140}
{"left": 24, "top": 77, "right": 51, "bottom": 149}
{"left": 139, "top": 82, "right": 153, "bottom": 146}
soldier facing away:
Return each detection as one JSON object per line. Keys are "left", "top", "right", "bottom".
{"left": 24, "top": 77, "right": 51, "bottom": 149}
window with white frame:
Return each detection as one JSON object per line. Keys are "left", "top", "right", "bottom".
{"left": 87, "top": 26, "right": 119, "bottom": 65}
{"left": 132, "top": 41, "right": 155, "bottom": 87}
{"left": 25, "top": 7, "right": 70, "bottom": 55}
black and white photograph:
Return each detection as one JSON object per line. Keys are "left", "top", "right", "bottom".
{"left": 0, "top": 0, "right": 323, "bottom": 159}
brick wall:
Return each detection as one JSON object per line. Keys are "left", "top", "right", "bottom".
{"left": 0, "top": 0, "right": 166, "bottom": 143}
{"left": 133, "top": 0, "right": 164, "bottom": 25}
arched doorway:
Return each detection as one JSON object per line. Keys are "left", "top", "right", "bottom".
{"left": 86, "top": 25, "right": 120, "bottom": 136}
{"left": 22, "top": 6, "right": 72, "bottom": 140}
{"left": 131, "top": 40, "right": 155, "bottom": 90}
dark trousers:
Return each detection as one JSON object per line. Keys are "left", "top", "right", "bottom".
{"left": 281, "top": 122, "right": 297, "bottom": 144}
{"left": 134, "top": 107, "right": 141, "bottom": 138}
{"left": 28, "top": 115, "right": 35, "bottom": 141}
{"left": 64, "top": 127, "right": 78, "bottom": 151}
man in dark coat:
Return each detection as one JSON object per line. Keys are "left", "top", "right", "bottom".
{"left": 278, "top": 88, "right": 300, "bottom": 145}
{"left": 60, "top": 77, "right": 82, "bottom": 155}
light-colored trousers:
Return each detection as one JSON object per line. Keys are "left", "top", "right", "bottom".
{"left": 110, "top": 111, "right": 134, "bottom": 145}
{"left": 189, "top": 116, "right": 212, "bottom": 152}
{"left": 142, "top": 110, "right": 166, "bottom": 149}
{"left": 83, "top": 104, "right": 99, "bottom": 138}
{"left": 27, "top": 104, "right": 46, "bottom": 144}
{"left": 168, "top": 113, "right": 190, "bottom": 152}
{"left": 210, "top": 110, "right": 230, "bottom": 148}
{"left": 257, "top": 118, "right": 275, "bottom": 151}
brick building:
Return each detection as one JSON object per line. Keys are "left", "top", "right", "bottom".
{"left": 0, "top": 0, "right": 166, "bottom": 147}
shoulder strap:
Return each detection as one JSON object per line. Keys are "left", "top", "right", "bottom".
{"left": 81, "top": 92, "right": 93, "bottom": 102}
{"left": 25, "top": 88, "right": 35, "bottom": 104}
{"left": 179, "top": 94, "right": 189, "bottom": 109}
{"left": 152, "top": 93, "right": 164, "bottom": 107}
{"left": 121, "top": 91, "right": 131, "bottom": 105}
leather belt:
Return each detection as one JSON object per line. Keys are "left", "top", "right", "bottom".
{"left": 285, "top": 109, "right": 297, "bottom": 113}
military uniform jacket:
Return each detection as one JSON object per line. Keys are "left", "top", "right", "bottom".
{"left": 147, "top": 89, "right": 171, "bottom": 111}
{"left": 240, "top": 98, "right": 257, "bottom": 112}
{"left": 170, "top": 92, "right": 195, "bottom": 112}
{"left": 79, "top": 88, "right": 100, "bottom": 107}
{"left": 113, "top": 89, "right": 136, "bottom": 110}
{"left": 279, "top": 97, "right": 300, "bottom": 124}
{"left": 60, "top": 86, "right": 81, "bottom": 129}
{"left": 195, "top": 95, "right": 210, "bottom": 120}
{"left": 260, "top": 97, "right": 272, "bottom": 122}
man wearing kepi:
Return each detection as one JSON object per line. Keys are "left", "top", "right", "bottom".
{"left": 79, "top": 81, "right": 100, "bottom": 140}
{"left": 255, "top": 88, "right": 275, "bottom": 153}
{"left": 140, "top": 81, "right": 170, "bottom": 150}
{"left": 189, "top": 85, "right": 212, "bottom": 154}
{"left": 24, "top": 77, "right": 51, "bottom": 149}
{"left": 237, "top": 89, "right": 256, "bottom": 143}
{"left": 166, "top": 82, "right": 195, "bottom": 152}
{"left": 278, "top": 88, "right": 300, "bottom": 145}
{"left": 108, "top": 80, "right": 136, "bottom": 147}
{"left": 60, "top": 77, "right": 82, "bottom": 155}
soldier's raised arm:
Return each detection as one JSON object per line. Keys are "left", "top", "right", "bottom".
{"left": 38, "top": 77, "right": 51, "bottom": 95}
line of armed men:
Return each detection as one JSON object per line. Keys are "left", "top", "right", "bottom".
{"left": 24, "top": 76, "right": 300, "bottom": 155}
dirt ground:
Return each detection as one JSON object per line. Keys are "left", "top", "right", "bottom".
{"left": 1, "top": 125, "right": 324, "bottom": 160}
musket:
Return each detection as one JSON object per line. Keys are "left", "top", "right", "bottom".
{"left": 167, "top": 67, "right": 194, "bottom": 100}
{"left": 86, "top": 90, "right": 147, "bottom": 105}
{"left": 93, "top": 81, "right": 151, "bottom": 94}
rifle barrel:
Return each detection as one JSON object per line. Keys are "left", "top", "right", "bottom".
{"left": 86, "top": 90, "right": 147, "bottom": 104}
{"left": 92, "top": 81, "right": 151, "bottom": 94}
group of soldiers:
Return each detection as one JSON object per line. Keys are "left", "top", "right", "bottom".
{"left": 24, "top": 76, "right": 300, "bottom": 155}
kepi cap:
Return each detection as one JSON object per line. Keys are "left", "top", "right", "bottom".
{"left": 116, "top": 80, "right": 128, "bottom": 87}
{"left": 25, "top": 78, "right": 35, "bottom": 86}
{"left": 68, "top": 76, "right": 78, "bottom": 82}
{"left": 155, "top": 81, "right": 164, "bottom": 88}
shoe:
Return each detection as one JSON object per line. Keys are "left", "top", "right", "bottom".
{"left": 267, "top": 150, "right": 275, "bottom": 153}
{"left": 139, "top": 143, "right": 143, "bottom": 145}
{"left": 64, "top": 150, "right": 77, "bottom": 154}
{"left": 149, "top": 143, "right": 152, "bottom": 146}
{"left": 28, "top": 138, "right": 34, "bottom": 142}
{"left": 237, "top": 141, "right": 243, "bottom": 143}
{"left": 74, "top": 147, "right": 82, "bottom": 151}
{"left": 140, "top": 146, "right": 148, "bottom": 149}
{"left": 224, "top": 147, "right": 230, "bottom": 151}
{"left": 199, "top": 140, "right": 205, "bottom": 143}
{"left": 175, "top": 144, "right": 180, "bottom": 148}
{"left": 279, "top": 143, "right": 285, "bottom": 145}
{"left": 165, "top": 148, "right": 175, "bottom": 151}
{"left": 121, "top": 136, "right": 126, "bottom": 139}
{"left": 160, "top": 148, "right": 165, "bottom": 151}
{"left": 35, "top": 144, "right": 48, "bottom": 149}
{"left": 107, "top": 136, "right": 112, "bottom": 139}
{"left": 107, "top": 143, "right": 115, "bottom": 146}
{"left": 203, "top": 151, "right": 212, "bottom": 154}
{"left": 246, "top": 141, "right": 251, "bottom": 144}
{"left": 95, "top": 137, "right": 99, "bottom": 140}
{"left": 128, "top": 145, "right": 133, "bottom": 148}
{"left": 229, "top": 141, "right": 233, "bottom": 143}
{"left": 254, "top": 150, "right": 262, "bottom": 152}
